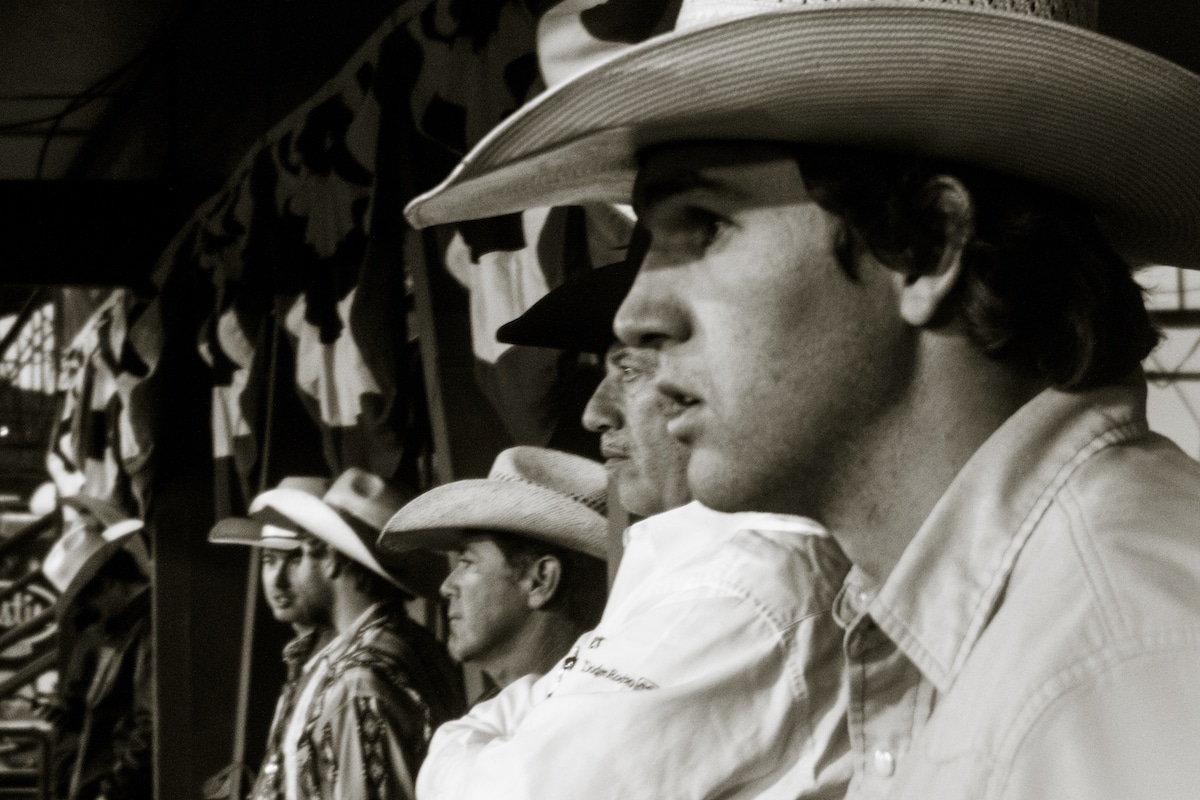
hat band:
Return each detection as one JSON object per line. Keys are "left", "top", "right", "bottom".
{"left": 490, "top": 471, "right": 607, "bottom": 516}
{"left": 261, "top": 523, "right": 302, "bottom": 543}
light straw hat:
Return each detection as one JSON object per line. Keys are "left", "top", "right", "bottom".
{"left": 247, "top": 468, "right": 444, "bottom": 598}
{"left": 207, "top": 476, "right": 332, "bottom": 550}
{"left": 405, "top": 0, "right": 1200, "bottom": 270}
{"left": 45, "top": 517, "right": 148, "bottom": 617}
{"left": 378, "top": 446, "right": 609, "bottom": 560}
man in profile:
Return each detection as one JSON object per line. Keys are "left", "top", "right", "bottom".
{"left": 380, "top": 446, "right": 610, "bottom": 700}
{"left": 404, "top": 0, "right": 1200, "bottom": 797}
{"left": 406, "top": 266, "right": 850, "bottom": 798}
{"left": 495, "top": 233, "right": 690, "bottom": 521}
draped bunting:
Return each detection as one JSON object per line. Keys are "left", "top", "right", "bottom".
{"left": 54, "top": 0, "right": 685, "bottom": 517}
{"left": 53, "top": 290, "right": 161, "bottom": 517}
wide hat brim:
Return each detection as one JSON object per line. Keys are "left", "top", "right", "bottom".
{"left": 405, "top": 3, "right": 1200, "bottom": 269}
{"left": 57, "top": 520, "right": 147, "bottom": 618}
{"left": 207, "top": 517, "right": 303, "bottom": 550}
{"left": 378, "top": 478, "right": 609, "bottom": 561}
{"left": 250, "top": 487, "right": 437, "bottom": 596}
{"left": 496, "top": 258, "right": 637, "bottom": 353}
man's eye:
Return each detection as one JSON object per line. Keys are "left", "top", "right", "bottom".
{"left": 681, "top": 207, "right": 726, "bottom": 250}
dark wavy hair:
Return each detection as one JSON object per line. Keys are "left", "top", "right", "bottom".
{"left": 791, "top": 144, "right": 1160, "bottom": 390}
{"left": 488, "top": 532, "right": 608, "bottom": 632}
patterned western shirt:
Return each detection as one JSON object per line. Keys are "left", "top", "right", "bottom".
{"left": 284, "top": 601, "right": 464, "bottom": 800}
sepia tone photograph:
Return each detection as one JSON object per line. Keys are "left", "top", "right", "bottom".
{"left": 0, "top": 1, "right": 1197, "bottom": 798}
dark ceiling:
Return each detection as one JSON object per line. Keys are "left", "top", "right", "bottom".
{"left": 0, "top": 0, "right": 1196, "bottom": 287}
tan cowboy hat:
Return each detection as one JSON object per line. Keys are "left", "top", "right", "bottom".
{"left": 378, "top": 446, "right": 609, "bottom": 560}
{"left": 207, "top": 476, "right": 332, "bottom": 550}
{"left": 46, "top": 517, "right": 148, "bottom": 617}
{"left": 405, "top": 0, "right": 1200, "bottom": 270}
{"left": 248, "top": 468, "right": 444, "bottom": 598}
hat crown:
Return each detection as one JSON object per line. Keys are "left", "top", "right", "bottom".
{"left": 277, "top": 475, "right": 331, "bottom": 497}
{"left": 679, "top": 0, "right": 1096, "bottom": 30}
{"left": 488, "top": 446, "right": 608, "bottom": 516}
{"left": 42, "top": 520, "right": 107, "bottom": 593}
{"left": 323, "top": 468, "right": 414, "bottom": 533}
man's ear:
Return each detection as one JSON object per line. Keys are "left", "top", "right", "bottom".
{"left": 897, "top": 175, "right": 973, "bottom": 327}
{"left": 320, "top": 549, "right": 345, "bottom": 580}
{"left": 524, "top": 556, "right": 563, "bottom": 610}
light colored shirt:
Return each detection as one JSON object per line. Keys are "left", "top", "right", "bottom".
{"left": 416, "top": 501, "right": 852, "bottom": 800}
{"left": 284, "top": 619, "right": 348, "bottom": 800}
{"left": 838, "top": 378, "right": 1200, "bottom": 800}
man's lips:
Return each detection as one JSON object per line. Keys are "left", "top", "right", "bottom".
{"left": 600, "top": 434, "right": 630, "bottom": 462}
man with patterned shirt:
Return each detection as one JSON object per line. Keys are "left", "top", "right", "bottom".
{"left": 208, "top": 476, "right": 334, "bottom": 800}
{"left": 245, "top": 468, "right": 464, "bottom": 800}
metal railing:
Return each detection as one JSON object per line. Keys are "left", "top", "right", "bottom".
{"left": 0, "top": 721, "right": 52, "bottom": 799}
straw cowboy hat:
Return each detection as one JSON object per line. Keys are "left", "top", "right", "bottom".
{"left": 207, "top": 476, "right": 332, "bottom": 550}
{"left": 44, "top": 517, "right": 148, "bottom": 617}
{"left": 246, "top": 468, "right": 445, "bottom": 598}
{"left": 405, "top": 0, "right": 1200, "bottom": 270}
{"left": 378, "top": 446, "right": 609, "bottom": 560}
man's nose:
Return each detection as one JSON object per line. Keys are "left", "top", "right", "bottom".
{"left": 582, "top": 375, "right": 622, "bottom": 434}
{"left": 270, "top": 564, "right": 290, "bottom": 590}
{"left": 612, "top": 258, "right": 689, "bottom": 349}
{"left": 439, "top": 571, "right": 457, "bottom": 599}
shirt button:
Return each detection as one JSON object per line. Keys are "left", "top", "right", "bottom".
{"left": 873, "top": 749, "right": 896, "bottom": 777}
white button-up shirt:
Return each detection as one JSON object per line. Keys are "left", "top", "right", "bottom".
{"left": 416, "top": 501, "right": 852, "bottom": 800}
{"left": 838, "top": 379, "right": 1200, "bottom": 800}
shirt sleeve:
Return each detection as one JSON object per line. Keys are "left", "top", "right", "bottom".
{"left": 417, "top": 587, "right": 814, "bottom": 800}
{"left": 992, "top": 646, "right": 1200, "bottom": 800}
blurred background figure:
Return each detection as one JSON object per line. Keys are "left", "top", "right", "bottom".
{"left": 42, "top": 515, "right": 151, "bottom": 800}
{"left": 208, "top": 476, "right": 334, "bottom": 800}
{"left": 245, "top": 468, "right": 463, "bottom": 800}
{"left": 380, "top": 446, "right": 610, "bottom": 701}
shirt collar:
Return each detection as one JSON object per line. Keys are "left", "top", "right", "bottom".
{"left": 306, "top": 601, "right": 384, "bottom": 669}
{"left": 865, "top": 377, "right": 1149, "bottom": 693}
{"left": 631, "top": 500, "right": 830, "bottom": 566}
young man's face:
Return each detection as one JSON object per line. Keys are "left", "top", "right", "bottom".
{"left": 582, "top": 344, "right": 691, "bottom": 518}
{"left": 614, "top": 142, "right": 913, "bottom": 517}
{"left": 261, "top": 539, "right": 333, "bottom": 627}
{"left": 439, "top": 534, "right": 535, "bottom": 668}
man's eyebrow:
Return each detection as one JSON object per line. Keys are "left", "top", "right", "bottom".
{"left": 632, "top": 171, "right": 745, "bottom": 215}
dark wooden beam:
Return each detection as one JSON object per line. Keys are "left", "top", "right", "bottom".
{"left": 0, "top": 180, "right": 198, "bottom": 288}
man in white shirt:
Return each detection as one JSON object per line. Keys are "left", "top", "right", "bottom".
{"left": 379, "top": 447, "right": 610, "bottom": 700}
{"left": 403, "top": 0, "right": 1200, "bottom": 798}
{"left": 495, "top": 233, "right": 690, "bottom": 521}
{"left": 403, "top": 253, "right": 852, "bottom": 798}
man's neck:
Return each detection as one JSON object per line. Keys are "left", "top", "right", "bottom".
{"left": 482, "top": 615, "right": 585, "bottom": 690}
{"left": 328, "top": 587, "right": 377, "bottom": 636}
{"left": 821, "top": 341, "right": 1043, "bottom": 584}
